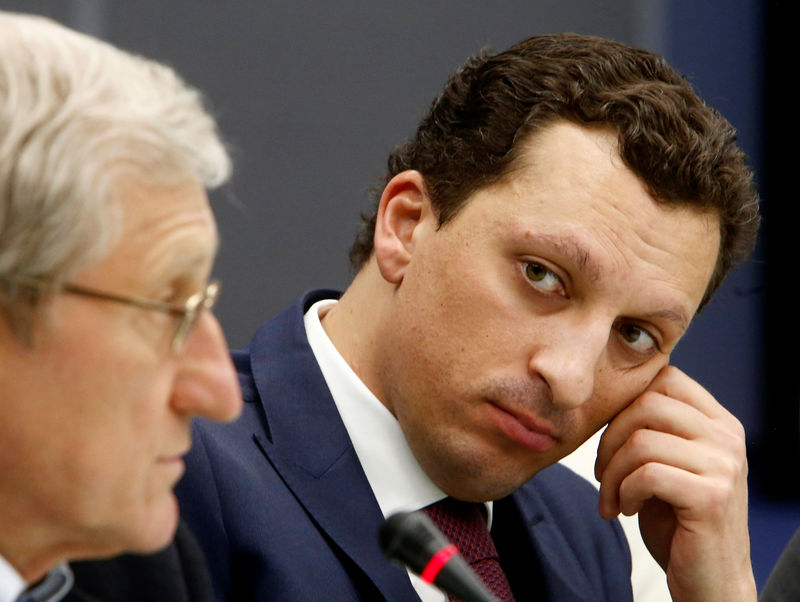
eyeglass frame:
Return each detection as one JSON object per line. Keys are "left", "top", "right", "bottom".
{"left": 0, "top": 273, "right": 220, "bottom": 353}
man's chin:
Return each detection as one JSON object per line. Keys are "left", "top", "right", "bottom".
{"left": 132, "top": 494, "right": 181, "bottom": 553}
{"left": 430, "top": 456, "right": 543, "bottom": 502}
{"left": 109, "top": 492, "right": 181, "bottom": 556}
{"left": 69, "top": 497, "right": 179, "bottom": 563}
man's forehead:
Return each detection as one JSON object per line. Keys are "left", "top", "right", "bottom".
{"left": 466, "top": 122, "right": 720, "bottom": 329}
{"left": 91, "top": 181, "right": 219, "bottom": 282}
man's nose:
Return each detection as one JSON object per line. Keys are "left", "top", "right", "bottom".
{"left": 170, "top": 311, "right": 243, "bottom": 422}
{"left": 527, "top": 316, "right": 609, "bottom": 409}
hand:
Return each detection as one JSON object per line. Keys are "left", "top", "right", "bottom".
{"left": 594, "top": 365, "right": 756, "bottom": 602}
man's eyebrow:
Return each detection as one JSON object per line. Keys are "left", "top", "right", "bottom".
{"left": 523, "top": 233, "right": 603, "bottom": 282}
{"left": 163, "top": 239, "right": 219, "bottom": 280}
{"left": 521, "top": 233, "right": 692, "bottom": 331}
{"left": 638, "top": 307, "right": 691, "bottom": 332}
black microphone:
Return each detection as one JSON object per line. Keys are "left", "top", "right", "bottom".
{"left": 379, "top": 510, "right": 499, "bottom": 602}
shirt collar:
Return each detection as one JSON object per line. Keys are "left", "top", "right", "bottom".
{"left": 305, "top": 298, "right": 446, "bottom": 517}
{"left": 304, "top": 298, "right": 492, "bottom": 525}
{"left": 0, "top": 554, "right": 26, "bottom": 602}
{"left": 305, "top": 298, "right": 495, "bottom": 602}
{"left": 0, "top": 558, "right": 72, "bottom": 602}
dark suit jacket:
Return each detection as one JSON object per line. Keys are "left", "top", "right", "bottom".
{"left": 64, "top": 521, "right": 214, "bottom": 602}
{"left": 175, "top": 290, "right": 633, "bottom": 601}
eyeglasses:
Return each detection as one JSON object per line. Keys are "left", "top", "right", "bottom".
{"left": 0, "top": 274, "right": 220, "bottom": 353}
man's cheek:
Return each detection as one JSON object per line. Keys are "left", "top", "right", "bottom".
{"left": 610, "top": 366, "right": 665, "bottom": 421}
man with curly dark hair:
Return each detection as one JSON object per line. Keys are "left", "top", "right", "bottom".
{"left": 178, "top": 33, "right": 760, "bottom": 601}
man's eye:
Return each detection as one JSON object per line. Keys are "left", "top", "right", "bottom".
{"left": 618, "top": 323, "right": 658, "bottom": 354}
{"left": 523, "top": 262, "right": 564, "bottom": 294}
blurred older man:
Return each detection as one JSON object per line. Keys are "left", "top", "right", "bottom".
{"left": 0, "top": 12, "right": 242, "bottom": 602}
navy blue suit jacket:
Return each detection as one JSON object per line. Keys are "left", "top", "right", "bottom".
{"left": 176, "top": 291, "right": 632, "bottom": 601}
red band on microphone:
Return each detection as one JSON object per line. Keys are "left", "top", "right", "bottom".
{"left": 420, "top": 544, "right": 459, "bottom": 583}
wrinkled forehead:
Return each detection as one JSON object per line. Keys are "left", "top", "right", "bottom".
{"left": 88, "top": 179, "right": 219, "bottom": 285}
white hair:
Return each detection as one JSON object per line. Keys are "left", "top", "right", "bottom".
{"left": 0, "top": 11, "right": 232, "bottom": 335}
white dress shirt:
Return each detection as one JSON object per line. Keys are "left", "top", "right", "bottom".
{"left": 0, "top": 556, "right": 71, "bottom": 602}
{"left": 0, "top": 553, "right": 25, "bottom": 602}
{"left": 306, "top": 299, "right": 495, "bottom": 601}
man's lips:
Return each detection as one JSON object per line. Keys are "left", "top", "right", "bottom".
{"left": 158, "top": 447, "right": 190, "bottom": 465}
{"left": 486, "top": 402, "right": 558, "bottom": 452}
{"left": 157, "top": 454, "right": 187, "bottom": 483}
{"left": 159, "top": 454, "right": 185, "bottom": 462}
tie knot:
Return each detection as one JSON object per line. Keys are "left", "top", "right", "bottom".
{"left": 423, "top": 498, "right": 516, "bottom": 601}
{"left": 423, "top": 498, "right": 496, "bottom": 565}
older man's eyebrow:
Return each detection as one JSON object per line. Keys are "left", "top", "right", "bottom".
{"left": 158, "top": 236, "right": 220, "bottom": 283}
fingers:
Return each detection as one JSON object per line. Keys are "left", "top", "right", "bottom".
{"left": 593, "top": 364, "right": 754, "bottom": 600}
{"left": 595, "top": 365, "right": 747, "bottom": 519}
{"left": 598, "top": 429, "right": 700, "bottom": 518}
{"left": 594, "top": 391, "right": 708, "bottom": 481}
{"left": 603, "top": 443, "right": 742, "bottom": 519}
{"left": 617, "top": 463, "right": 695, "bottom": 517}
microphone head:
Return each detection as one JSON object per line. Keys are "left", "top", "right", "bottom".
{"left": 379, "top": 510, "right": 499, "bottom": 602}
{"left": 379, "top": 510, "right": 451, "bottom": 573}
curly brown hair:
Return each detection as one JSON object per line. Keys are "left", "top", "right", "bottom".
{"left": 349, "top": 33, "right": 760, "bottom": 309}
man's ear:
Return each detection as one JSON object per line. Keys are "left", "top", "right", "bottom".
{"left": 373, "top": 170, "right": 431, "bottom": 284}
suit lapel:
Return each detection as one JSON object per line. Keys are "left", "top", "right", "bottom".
{"left": 511, "top": 482, "right": 595, "bottom": 601}
{"left": 246, "top": 291, "right": 417, "bottom": 601}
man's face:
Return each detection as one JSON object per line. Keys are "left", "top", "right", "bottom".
{"left": 376, "top": 121, "right": 720, "bottom": 502}
{"left": 0, "top": 180, "right": 242, "bottom": 564}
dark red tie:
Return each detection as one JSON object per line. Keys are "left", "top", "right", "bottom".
{"left": 423, "top": 497, "right": 516, "bottom": 602}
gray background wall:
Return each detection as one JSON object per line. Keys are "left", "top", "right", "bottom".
{"left": 2, "top": 0, "right": 788, "bottom": 589}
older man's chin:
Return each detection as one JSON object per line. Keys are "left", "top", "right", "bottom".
{"left": 125, "top": 491, "right": 182, "bottom": 555}
{"left": 73, "top": 490, "right": 181, "bottom": 563}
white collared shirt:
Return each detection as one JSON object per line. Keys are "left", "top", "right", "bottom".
{"left": 0, "top": 556, "right": 71, "bottom": 602}
{"left": 0, "top": 553, "right": 25, "bottom": 602}
{"left": 305, "top": 298, "right": 445, "bottom": 600}
{"left": 305, "top": 298, "right": 491, "bottom": 602}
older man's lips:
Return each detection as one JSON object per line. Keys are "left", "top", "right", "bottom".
{"left": 158, "top": 454, "right": 186, "bottom": 477}
{"left": 487, "top": 403, "right": 557, "bottom": 452}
